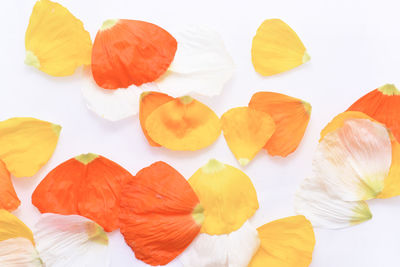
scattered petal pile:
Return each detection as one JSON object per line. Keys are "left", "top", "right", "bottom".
{"left": 32, "top": 153, "right": 133, "bottom": 232}
{"left": 119, "top": 161, "right": 203, "bottom": 266}
{"left": 25, "top": 0, "right": 92, "bottom": 76}
{"left": 251, "top": 19, "right": 310, "bottom": 76}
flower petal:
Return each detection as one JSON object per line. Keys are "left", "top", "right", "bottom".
{"left": 221, "top": 107, "right": 275, "bottom": 166}
{"left": 32, "top": 153, "right": 134, "bottom": 232}
{"left": 0, "top": 209, "right": 34, "bottom": 244}
{"left": 25, "top": 0, "right": 92, "bottom": 76}
{"left": 0, "top": 160, "right": 20, "bottom": 211}
{"left": 145, "top": 96, "right": 221, "bottom": 151}
{"left": 315, "top": 119, "right": 391, "bottom": 200}
{"left": 0, "top": 238, "right": 43, "bottom": 267}
{"left": 179, "top": 221, "right": 260, "bottom": 267}
{"left": 34, "top": 213, "right": 110, "bottom": 267}
{"left": 119, "top": 161, "right": 203, "bottom": 266}
{"left": 248, "top": 216, "right": 315, "bottom": 267}
{"left": 251, "top": 19, "right": 309, "bottom": 76}
{"left": 249, "top": 92, "right": 311, "bottom": 157}
{"left": 139, "top": 91, "right": 174, "bottom": 146}
{"left": 188, "top": 159, "right": 259, "bottom": 235}
{"left": 156, "top": 25, "right": 234, "bottom": 97}
{"left": 92, "top": 19, "right": 177, "bottom": 89}
{"left": 0, "top": 118, "right": 61, "bottom": 177}
{"left": 295, "top": 177, "right": 372, "bottom": 229}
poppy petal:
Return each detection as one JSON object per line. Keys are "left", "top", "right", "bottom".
{"left": 25, "top": 0, "right": 92, "bottom": 76}
{"left": 157, "top": 25, "right": 235, "bottom": 97}
{"left": 348, "top": 84, "right": 400, "bottom": 142}
{"left": 319, "top": 111, "right": 400, "bottom": 199}
{"left": 188, "top": 159, "right": 259, "bottom": 235}
{"left": 315, "top": 119, "right": 391, "bottom": 200}
{"left": 81, "top": 73, "right": 158, "bottom": 121}
{"left": 0, "top": 117, "right": 61, "bottom": 178}
{"left": 139, "top": 91, "right": 174, "bottom": 146}
{"left": 0, "top": 209, "right": 34, "bottom": 244}
{"left": 251, "top": 19, "right": 309, "bottom": 76}
{"left": 179, "top": 221, "right": 260, "bottom": 267}
{"left": 92, "top": 19, "right": 177, "bottom": 89}
{"left": 295, "top": 177, "right": 372, "bottom": 229}
{"left": 221, "top": 107, "right": 275, "bottom": 166}
{"left": 0, "top": 161, "right": 20, "bottom": 211}
{"left": 248, "top": 216, "right": 315, "bottom": 267}
{"left": 249, "top": 92, "right": 311, "bottom": 157}
{"left": 34, "top": 214, "right": 110, "bottom": 267}
{"left": 119, "top": 161, "right": 203, "bottom": 266}
{"left": 145, "top": 97, "right": 221, "bottom": 151}
{"left": 0, "top": 238, "right": 43, "bottom": 267}
{"left": 32, "top": 153, "right": 133, "bottom": 232}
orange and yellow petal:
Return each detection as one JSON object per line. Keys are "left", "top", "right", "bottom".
{"left": 249, "top": 216, "right": 315, "bottom": 267}
{"left": 25, "top": 0, "right": 92, "bottom": 76}
{"left": 0, "top": 117, "right": 61, "bottom": 178}
{"left": 0, "top": 210, "right": 34, "bottom": 245}
{"left": 188, "top": 159, "right": 259, "bottom": 235}
{"left": 221, "top": 107, "right": 275, "bottom": 166}
{"left": 0, "top": 161, "right": 20, "bottom": 211}
{"left": 119, "top": 161, "right": 203, "bottom": 266}
{"left": 251, "top": 19, "right": 309, "bottom": 76}
{"left": 92, "top": 19, "right": 177, "bottom": 89}
{"left": 249, "top": 92, "right": 311, "bottom": 157}
{"left": 32, "top": 153, "right": 134, "bottom": 232}
{"left": 139, "top": 91, "right": 174, "bottom": 146}
{"left": 145, "top": 96, "right": 221, "bottom": 151}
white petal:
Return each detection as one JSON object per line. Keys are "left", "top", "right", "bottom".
{"left": 34, "top": 213, "right": 110, "bottom": 267}
{"left": 295, "top": 176, "right": 372, "bottom": 229}
{"left": 156, "top": 25, "right": 235, "bottom": 97}
{"left": 0, "top": 237, "right": 43, "bottom": 267}
{"left": 82, "top": 74, "right": 158, "bottom": 121}
{"left": 314, "top": 119, "right": 392, "bottom": 201}
{"left": 179, "top": 221, "right": 259, "bottom": 267}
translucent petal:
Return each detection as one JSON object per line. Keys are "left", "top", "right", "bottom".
{"left": 0, "top": 160, "right": 20, "bottom": 211}
{"left": 188, "top": 159, "right": 259, "bottom": 235}
{"left": 157, "top": 25, "right": 234, "bottom": 97}
{"left": 179, "top": 221, "right": 260, "bottom": 267}
{"left": 0, "top": 238, "right": 43, "bottom": 267}
{"left": 0, "top": 117, "right": 61, "bottom": 177}
{"left": 0, "top": 210, "right": 34, "bottom": 244}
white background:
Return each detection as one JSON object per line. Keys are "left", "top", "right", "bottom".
{"left": 1, "top": 0, "right": 400, "bottom": 266}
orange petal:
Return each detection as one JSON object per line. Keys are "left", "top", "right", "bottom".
{"left": 347, "top": 84, "right": 400, "bottom": 142}
{"left": 91, "top": 19, "right": 177, "bottom": 89}
{"left": 120, "top": 161, "right": 203, "bottom": 266}
{"left": 221, "top": 107, "right": 275, "bottom": 165}
{"left": 139, "top": 91, "right": 174, "bottom": 146}
{"left": 320, "top": 111, "right": 400, "bottom": 199}
{"left": 145, "top": 96, "right": 221, "bottom": 151}
{"left": 32, "top": 153, "right": 134, "bottom": 232}
{"left": 249, "top": 92, "right": 311, "bottom": 157}
{"left": 0, "top": 161, "right": 20, "bottom": 211}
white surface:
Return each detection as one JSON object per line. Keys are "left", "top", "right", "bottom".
{"left": 1, "top": 0, "right": 400, "bottom": 266}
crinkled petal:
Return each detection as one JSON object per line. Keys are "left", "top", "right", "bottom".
{"left": 0, "top": 117, "right": 61, "bottom": 177}
{"left": 179, "top": 221, "right": 259, "bottom": 267}
{"left": 34, "top": 213, "right": 110, "bottom": 267}
{"left": 0, "top": 238, "right": 43, "bottom": 267}
{"left": 157, "top": 25, "right": 234, "bottom": 97}
{"left": 315, "top": 119, "right": 392, "bottom": 200}
{"left": 295, "top": 177, "right": 372, "bottom": 229}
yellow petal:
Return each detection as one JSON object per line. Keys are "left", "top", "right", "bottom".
{"left": 251, "top": 19, "right": 309, "bottom": 76}
{"left": 188, "top": 159, "right": 259, "bottom": 235}
{"left": 320, "top": 111, "right": 400, "bottom": 199}
{"left": 249, "top": 215, "right": 315, "bottom": 267}
{"left": 145, "top": 96, "right": 221, "bottom": 151}
{"left": 0, "top": 210, "right": 34, "bottom": 245}
{"left": 25, "top": 0, "right": 92, "bottom": 76}
{"left": 221, "top": 107, "right": 275, "bottom": 166}
{"left": 0, "top": 118, "right": 61, "bottom": 177}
